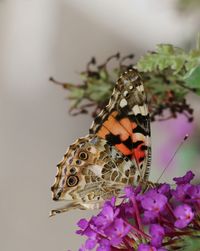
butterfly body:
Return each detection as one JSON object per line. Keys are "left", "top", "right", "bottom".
{"left": 50, "top": 69, "right": 151, "bottom": 216}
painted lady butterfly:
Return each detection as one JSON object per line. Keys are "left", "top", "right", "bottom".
{"left": 50, "top": 68, "right": 151, "bottom": 216}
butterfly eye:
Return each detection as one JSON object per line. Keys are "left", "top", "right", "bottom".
{"left": 78, "top": 151, "right": 88, "bottom": 160}
{"left": 66, "top": 175, "right": 79, "bottom": 187}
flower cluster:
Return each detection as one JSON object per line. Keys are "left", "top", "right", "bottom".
{"left": 77, "top": 197, "right": 131, "bottom": 251}
{"left": 77, "top": 171, "right": 200, "bottom": 250}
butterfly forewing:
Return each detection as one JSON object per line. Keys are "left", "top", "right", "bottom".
{"left": 90, "top": 68, "right": 151, "bottom": 182}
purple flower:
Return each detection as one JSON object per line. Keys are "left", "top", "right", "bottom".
{"left": 105, "top": 219, "right": 130, "bottom": 246}
{"left": 124, "top": 185, "right": 141, "bottom": 198}
{"left": 171, "top": 183, "right": 191, "bottom": 202}
{"left": 157, "top": 184, "right": 170, "bottom": 198}
{"left": 97, "top": 239, "right": 111, "bottom": 251}
{"left": 77, "top": 219, "right": 89, "bottom": 230}
{"left": 173, "top": 171, "right": 194, "bottom": 185}
{"left": 140, "top": 189, "right": 167, "bottom": 214}
{"left": 119, "top": 200, "right": 135, "bottom": 218}
{"left": 150, "top": 224, "right": 165, "bottom": 248}
{"left": 85, "top": 239, "right": 97, "bottom": 250}
{"left": 139, "top": 189, "right": 167, "bottom": 224}
{"left": 174, "top": 204, "right": 194, "bottom": 229}
{"left": 105, "top": 196, "right": 116, "bottom": 207}
{"left": 187, "top": 184, "right": 200, "bottom": 201}
{"left": 76, "top": 218, "right": 96, "bottom": 238}
{"left": 93, "top": 202, "right": 119, "bottom": 229}
{"left": 138, "top": 244, "right": 157, "bottom": 251}
{"left": 143, "top": 211, "right": 158, "bottom": 224}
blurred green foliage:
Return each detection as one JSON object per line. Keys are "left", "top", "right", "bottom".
{"left": 184, "top": 235, "right": 200, "bottom": 251}
{"left": 50, "top": 39, "right": 200, "bottom": 122}
{"left": 178, "top": 0, "right": 200, "bottom": 11}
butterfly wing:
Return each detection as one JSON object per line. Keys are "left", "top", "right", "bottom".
{"left": 50, "top": 69, "right": 151, "bottom": 216}
{"left": 90, "top": 68, "right": 151, "bottom": 181}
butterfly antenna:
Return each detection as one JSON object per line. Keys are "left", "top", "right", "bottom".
{"left": 156, "top": 134, "right": 189, "bottom": 183}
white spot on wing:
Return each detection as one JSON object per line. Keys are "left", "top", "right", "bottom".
{"left": 140, "top": 106, "right": 148, "bottom": 115}
{"left": 123, "top": 90, "right": 128, "bottom": 96}
{"left": 120, "top": 98, "right": 128, "bottom": 108}
{"left": 132, "top": 105, "right": 148, "bottom": 115}
{"left": 132, "top": 105, "right": 140, "bottom": 114}
{"left": 89, "top": 165, "right": 102, "bottom": 177}
{"left": 136, "top": 84, "right": 144, "bottom": 92}
{"left": 88, "top": 146, "right": 97, "bottom": 154}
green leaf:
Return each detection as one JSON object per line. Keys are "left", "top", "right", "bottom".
{"left": 68, "top": 87, "right": 85, "bottom": 100}
{"left": 86, "top": 79, "right": 112, "bottom": 102}
{"left": 99, "top": 69, "right": 108, "bottom": 81}
{"left": 171, "top": 56, "right": 186, "bottom": 73}
{"left": 185, "top": 65, "right": 200, "bottom": 94}
{"left": 156, "top": 44, "right": 175, "bottom": 54}
{"left": 79, "top": 72, "right": 88, "bottom": 81}
{"left": 136, "top": 44, "right": 187, "bottom": 74}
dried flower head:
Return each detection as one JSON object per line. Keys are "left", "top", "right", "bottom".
{"left": 50, "top": 41, "right": 200, "bottom": 122}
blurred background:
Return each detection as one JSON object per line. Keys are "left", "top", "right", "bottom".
{"left": 0, "top": 0, "right": 200, "bottom": 250}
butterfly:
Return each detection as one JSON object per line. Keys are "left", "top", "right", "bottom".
{"left": 50, "top": 68, "right": 151, "bottom": 217}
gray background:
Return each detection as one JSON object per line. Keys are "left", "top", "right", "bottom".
{"left": 0, "top": 1, "right": 199, "bottom": 250}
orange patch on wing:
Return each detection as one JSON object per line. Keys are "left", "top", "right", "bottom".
{"left": 131, "top": 122, "right": 137, "bottom": 130}
{"left": 120, "top": 118, "right": 132, "bottom": 135}
{"left": 133, "top": 149, "right": 145, "bottom": 161}
{"left": 96, "top": 111, "right": 148, "bottom": 163}
{"left": 103, "top": 112, "right": 129, "bottom": 141}
{"left": 115, "top": 143, "right": 132, "bottom": 156}
{"left": 97, "top": 125, "right": 110, "bottom": 139}
{"left": 132, "top": 144, "right": 146, "bottom": 163}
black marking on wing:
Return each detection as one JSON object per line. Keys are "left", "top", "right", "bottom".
{"left": 132, "top": 140, "right": 144, "bottom": 148}
{"left": 123, "top": 136, "right": 133, "bottom": 149}
{"left": 140, "top": 145, "right": 148, "bottom": 151}
{"left": 105, "top": 134, "right": 121, "bottom": 145}
{"left": 132, "top": 126, "right": 150, "bottom": 136}
{"left": 139, "top": 157, "right": 145, "bottom": 163}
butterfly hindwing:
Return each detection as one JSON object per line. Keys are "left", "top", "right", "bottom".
{"left": 90, "top": 68, "right": 151, "bottom": 181}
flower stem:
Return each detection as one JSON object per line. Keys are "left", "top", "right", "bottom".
{"left": 131, "top": 196, "right": 143, "bottom": 231}
{"left": 124, "top": 220, "right": 150, "bottom": 239}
